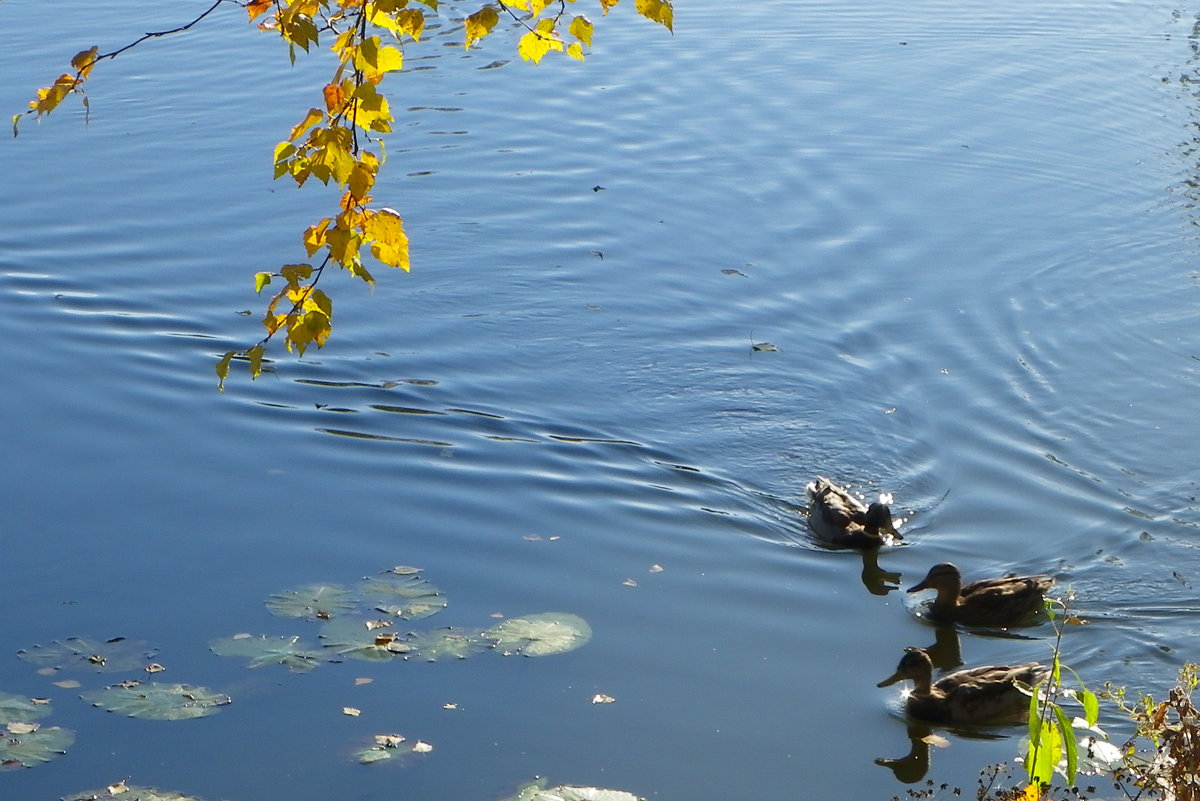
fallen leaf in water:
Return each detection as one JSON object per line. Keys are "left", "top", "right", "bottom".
{"left": 343, "top": 707, "right": 361, "bottom": 717}
{"left": 921, "top": 733, "right": 951, "bottom": 747}
{"left": 6, "top": 722, "right": 38, "bottom": 735}
{"left": 52, "top": 681, "right": 80, "bottom": 689}
{"left": 355, "top": 678, "right": 373, "bottom": 686}
{"left": 622, "top": 579, "right": 638, "bottom": 587}
{"left": 649, "top": 565, "right": 664, "bottom": 573}
{"left": 751, "top": 342, "right": 779, "bottom": 352}
{"left": 442, "top": 703, "right": 458, "bottom": 710}
{"left": 413, "top": 740, "right": 433, "bottom": 753}
{"left": 591, "top": 694, "right": 615, "bottom": 704}
{"left": 145, "top": 663, "right": 166, "bottom": 674}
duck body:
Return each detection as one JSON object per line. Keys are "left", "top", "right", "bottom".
{"left": 805, "top": 476, "right": 900, "bottom": 549}
{"left": 878, "top": 647, "right": 1047, "bottom": 726}
{"left": 908, "top": 562, "right": 1054, "bottom": 627}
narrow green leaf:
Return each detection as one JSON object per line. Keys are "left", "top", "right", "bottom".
{"left": 1080, "top": 689, "right": 1099, "bottom": 727}
{"left": 1054, "top": 703, "right": 1077, "bottom": 784}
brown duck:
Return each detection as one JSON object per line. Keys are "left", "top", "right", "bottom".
{"left": 877, "top": 647, "right": 1048, "bottom": 725}
{"left": 805, "top": 476, "right": 901, "bottom": 549}
{"left": 908, "top": 562, "right": 1054, "bottom": 627}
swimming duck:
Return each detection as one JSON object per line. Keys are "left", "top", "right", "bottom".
{"left": 908, "top": 562, "right": 1054, "bottom": 627}
{"left": 805, "top": 476, "right": 901, "bottom": 548}
{"left": 877, "top": 647, "right": 1047, "bottom": 725}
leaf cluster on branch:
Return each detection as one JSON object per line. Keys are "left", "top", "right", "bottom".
{"left": 12, "top": 0, "right": 673, "bottom": 388}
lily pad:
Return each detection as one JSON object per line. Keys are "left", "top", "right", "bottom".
{"left": 209, "top": 634, "right": 323, "bottom": 673}
{"left": 486, "top": 613, "right": 592, "bottom": 657}
{"left": 17, "top": 637, "right": 157, "bottom": 673}
{"left": 265, "top": 583, "right": 357, "bottom": 620}
{"left": 319, "top": 617, "right": 412, "bottom": 661}
{"left": 64, "top": 785, "right": 203, "bottom": 801}
{"left": 505, "top": 779, "right": 644, "bottom": 801}
{"left": 351, "top": 733, "right": 432, "bottom": 765}
{"left": 360, "top": 569, "right": 446, "bottom": 620}
{"left": 0, "top": 724, "right": 73, "bottom": 770}
{"left": 0, "top": 691, "right": 51, "bottom": 725}
{"left": 403, "top": 628, "right": 489, "bottom": 662}
{"left": 82, "top": 682, "right": 231, "bottom": 720}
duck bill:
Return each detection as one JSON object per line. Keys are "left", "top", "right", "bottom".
{"left": 877, "top": 671, "right": 903, "bottom": 688}
{"left": 906, "top": 578, "right": 930, "bottom": 594}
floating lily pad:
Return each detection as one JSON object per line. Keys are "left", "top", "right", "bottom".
{"left": 0, "top": 691, "right": 51, "bottom": 725}
{"left": 505, "top": 779, "right": 644, "bottom": 801}
{"left": 265, "top": 583, "right": 357, "bottom": 620}
{"left": 0, "top": 724, "right": 73, "bottom": 770}
{"left": 319, "top": 617, "right": 412, "bottom": 661}
{"left": 403, "top": 628, "right": 489, "bottom": 662}
{"left": 82, "top": 682, "right": 230, "bottom": 720}
{"left": 209, "top": 634, "right": 323, "bottom": 673}
{"left": 352, "top": 733, "right": 433, "bottom": 765}
{"left": 360, "top": 569, "right": 446, "bottom": 620}
{"left": 486, "top": 613, "right": 592, "bottom": 657}
{"left": 17, "top": 637, "right": 157, "bottom": 673}
{"left": 64, "top": 785, "right": 203, "bottom": 801}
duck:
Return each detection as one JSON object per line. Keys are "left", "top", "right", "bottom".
{"left": 907, "top": 562, "right": 1054, "bottom": 627}
{"left": 877, "top": 646, "right": 1047, "bottom": 725}
{"left": 805, "top": 476, "right": 901, "bottom": 548}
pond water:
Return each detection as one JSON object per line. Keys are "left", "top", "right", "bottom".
{"left": 2, "top": 0, "right": 1199, "bottom": 799}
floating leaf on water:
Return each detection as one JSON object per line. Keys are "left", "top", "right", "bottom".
{"left": 485, "top": 613, "right": 592, "bottom": 657}
{"left": 355, "top": 678, "right": 374, "bottom": 686}
{"left": 649, "top": 565, "right": 664, "bottom": 573}
{"left": 82, "top": 682, "right": 231, "bottom": 721}
{"left": 505, "top": 778, "right": 645, "bottom": 801}
{"left": 622, "top": 579, "right": 638, "bottom": 587}
{"left": 0, "top": 691, "right": 52, "bottom": 725}
{"left": 53, "top": 680, "right": 80, "bottom": 690}
{"left": 209, "top": 634, "right": 323, "bottom": 673}
{"left": 17, "top": 637, "right": 158, "bottom": 673}
{"left": 751, "top": 342, "right": 779, "bottom": 352}
{"left": 145, "top": 663, "right": 166, "bottom": 674}
{"left": 64, "top": 785, "right": 204, "bottom": 801}
{"left": 0, "top": 724, "right": 73, "bottom": 770}
{"left": 591, "top": 694, "right": 616, "bottom": 704}
{"left": 352, "top": 732, "right": 431, "bottom": 766}
{"left": 319, "top": 617, "right": 410, "bottom": 661}
{"left": 264, "top": 583, "right": 357, "bottom": 620}
{"left": 403, "top": 628, "right": 489, "bottom": 662}
{"left": 343, "top": 707, "right": 361, "bottom": 717}
{"left": 360, "top": 570, "right": 446, "bottom": 620}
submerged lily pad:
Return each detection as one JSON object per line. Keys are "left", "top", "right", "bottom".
{"left": 265, "top": 583, "right": 357, "bottom": 620}
{"left": 0, "top": 691, "right": 51, "bottom": 725}
{"left": 319, "top": 617, "right": 412, "bottom": 661}
{"left": 0, "top": 724, "right": 73, "bottom": 770}
{"left": 360, "top": 569, "right": 446, "bottom": 620}
{"left": 403, "top": 628, "right": 489, "bottom": 662}
{"left": 486, "top": 613, "right": 592, "bottom": 657}
{"left": 209, "top": 634, "right": 323, "bottom": 673}
{"left": 82, "top": 682, "right": 231, "bottom": 720}
{"left": 17, "top": 637, "right": 157, "bottom": 673}
{"left": 64, "top": 785, "right": 203, "bottom": 801}
{"left": 352, "top": 733, "right": 433, "bottom": 765}
{"left": 505, "top": 779, "right": 644, "bottom": 801}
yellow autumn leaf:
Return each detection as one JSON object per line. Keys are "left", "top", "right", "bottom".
{"left": 246, "top": 0, "right": 273, "bottom": 21}
{"left": 464, "top": 5, "right": 499, "bottom": 48}
{"left": 634, "top": 0, "right": 672, "bottom": 31}
{"left": 216, "top": 351, "right": 235, "bottom": 390}
{"left": 568, "top": 15, "right": 593, "bottom": 46}
{"left": 530, "top": 0, "right": 553, "bottom": 16}
{"left": 395, "top": 8, "right": 425, "bottom": 39}
{"left": 518, "top": 27, "right": 562, "bottom": 64}
{"left": 567, "top": 42, "right": 584, "bottom": 60}
{"left": 71, "top": 47, "right": 99, "bottom": 79}
{"left": 363, "top": 208, "right": 409, "bottom": 270}
{"left": 247, "top": 344, "right": 265, "bottom": 379}
{"left": 289, "top": 107, "right": 324, "bottom": 142}
{"left": 348, "top": 163, "right": 375, "bottom": 200}
{"left": 598, "top": 0, "right": 619, "bottom": 13}
{"left": 281, "top": 263, "right": 314, "bottom": 286}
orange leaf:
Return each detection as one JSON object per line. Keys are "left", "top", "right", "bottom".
{"left": 323, "top": 82, "right": 347, "bottom": 113}
{"left": 246, "top": 0, "right": 273, "bottom": 21}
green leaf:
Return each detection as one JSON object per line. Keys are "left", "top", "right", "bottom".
{"left": 17, "top": 637, "right": 158, "bottom": 673}
{"left": 64, "top": 786, "right": 203, "bottom": 801}
{"left": 82, "top": 682, "right": 230, "bottom": 721}
{"left": 404, "top": 628, "right": 489, "bottom": 661}
{"left": 485, "top": 612, "right": 592, "bottom": 657}
{"left": 360, "top": 569, "right": 446, "bottom": 620}
{"left": 209, "top": 634, "right": 323, "bottom": 672}
{"left": 0, "top": 724, "right": 73, "bottom": 770}
{"left": 504, "top": 779, "right": 645, "bottom": 801}
{"left": 319, "top": 616, "right": 411, "bottom": 661}
{"left": 264, "top": 583, "right": 357, "bottom": 620}
{"left": 1054, "top": 703, "right": 1077, "bottom": 784}
{"left": 0, "top": 691, "right": 51, "bottom": 725}
{"left": 254, "top": 272, "right": 273, "bottom": 292}
{"left": 1080, "top": 689, "right": 1099, "bottom": 727}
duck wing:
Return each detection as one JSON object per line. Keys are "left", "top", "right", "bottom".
{"left": 959, "top": 576, "right": 1053, "bottom": 618}
{"left": 937, "top": 663, "right": 1045, "bottom": 723}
